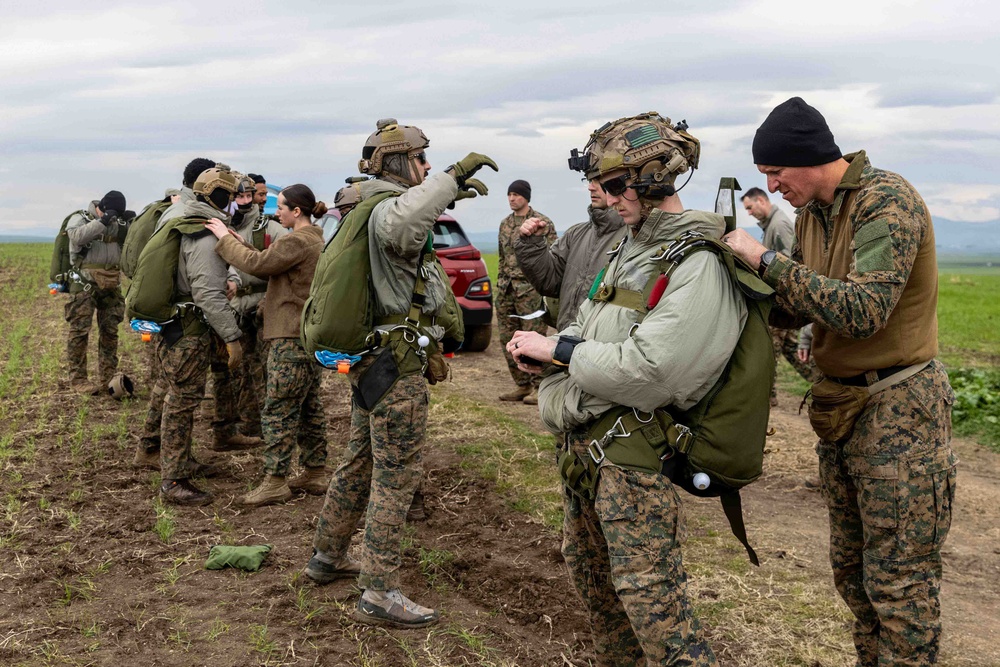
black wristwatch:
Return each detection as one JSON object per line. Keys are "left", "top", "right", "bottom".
{"left": 552, "top": 335, "right": 584, "bottom": 367}
{"left": 758, "top": 249, "right": 777, "bottom": 276}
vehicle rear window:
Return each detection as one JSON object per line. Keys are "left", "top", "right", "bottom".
{"left": 433, "top": 219, "right": 470, "bottom": 249}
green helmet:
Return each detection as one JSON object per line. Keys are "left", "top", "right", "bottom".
{"left": 358, "top": 118, "right": 429, "bottom": 177}
{"left": 193, "top": 164, "right": 239, "bottom": 213}
{"left": 586, "top": 112, "right": 700, "bottom": 197}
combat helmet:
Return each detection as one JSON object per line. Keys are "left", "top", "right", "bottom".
{"left": 233, "top": 172, "right": 256, "bottom": 212}
{"left": 575, "top": 112, "right": 700, "bottom": 199}
{"left": 358, "top": 118, "right": 429, "bottom": 186}
{"left": 193, "top": 164, "right": 240, "bottom": 213}
{"left": 334, "top": 178, "right": 364, "bottom": 216}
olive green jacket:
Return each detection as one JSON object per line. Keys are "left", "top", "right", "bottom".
{"left": 359, "top": 172, "right": 458, "bottom": 340}
{"left": 538, "top": 208, "right": 747, "bottom": 434}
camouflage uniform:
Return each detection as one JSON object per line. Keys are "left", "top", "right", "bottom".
{"left": 64, "top": 202, "right": 128, "bottom": 385}
{"left": 208, "top": 333, "right": 241, "bottom": 438}
{"left": 157, "top": 331, "right": 212, "bottom": 479}
{"left": 314, "top": 358, "right": 428, "bottom": 590}
{"left": 562, "top": 427, "right": 716, "bottom": 667}
{"left": 496, "top": 207, "right": 555, "bottom": 387}
{"left": 261, "top": 338, "right": 327, "bottom": 476}
{"left": 762, "top": 151, "right": 956, "bottom": 665}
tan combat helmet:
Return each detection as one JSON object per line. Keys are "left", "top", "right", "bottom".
{"left": 358, "top": 118, "right": 429, "bottom": 186}
{"left": 334, "top": 182, "right": 362, "bottom": 216}
{"left": 193, "top": 163, "right": 240, "bottom": 213}
{"left": 234, "top": 172, "right": 256, "bottom": 196}
{"left": 588, "top": 112, "right": 701, "bottom": 199}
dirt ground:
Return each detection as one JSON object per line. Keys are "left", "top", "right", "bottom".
{"left": 2, "top": 310, "right": 998, "bottom": 666}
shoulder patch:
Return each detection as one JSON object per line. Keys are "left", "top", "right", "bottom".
{"left": 853, "top": 219, "right": 893, "bottom": 274}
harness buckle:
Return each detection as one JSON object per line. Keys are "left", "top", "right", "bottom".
{"left": 587, "top": 439, "right": 605, "bottom": 464}
{"left": 632, "top": 408, "right": 654, "bottom": 424}
{"left": 673, "top": 423, "right": 693, "bottom": 449}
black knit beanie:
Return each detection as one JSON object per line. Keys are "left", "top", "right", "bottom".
{"left": 752, "top": 97, "right": 842, "bottom": 167}
{"left": 508, "top": 179, "right": 531, "bottom": 201}
{"left": 99, "top": 190, "right": 126, "bottom": 214}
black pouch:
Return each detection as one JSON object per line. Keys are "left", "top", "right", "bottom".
{"left": 353, "top": 350, "right": 401, "bottom": 411}
{"left": 160, "top": 319, "right": 184, "bottom": 349}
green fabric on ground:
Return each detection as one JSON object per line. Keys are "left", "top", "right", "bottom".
{"left": 205, "top": 544, "right": 273, "bottom": 572}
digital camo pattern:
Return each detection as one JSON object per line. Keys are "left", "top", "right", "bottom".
{"left": 260, "top": 338, "right": 327, "bottom": 477}
{"left": 497, "top": 208, "right": 555, "bottom": 386}
{"left": 140, "top": 347, "right": 167, "bottom": 453}
{"left": 234, "top": 309, "right": 267, "bottom": 436}
{"left": 313, "top": 361, "right": 429, "bottom": 591}
{"left": 561, "top": 429, "right": 717, "bottom": 666}
{"left": 770, "top": 326, "right": 821, "bottom": 399}
{"left": 770, "top": 155, "right": 929, "bottom": 337}
{"left": 156, "top": 332, "right": 211, "bottom": 480}
{"left": 209, "top": 333, "right": 240, "bottom": 438}
{"left": 816, "top": 361, "right": 956, "bottom": 666}
{"left": 64, "top": 288, "right": 124, "bottom": 384}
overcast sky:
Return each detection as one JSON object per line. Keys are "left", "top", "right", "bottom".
{"left": 2, "top": 0, "right": 998, "bottom": 238}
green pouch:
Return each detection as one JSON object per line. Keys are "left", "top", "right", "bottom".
{"left": 204, "top": 544, "right": 273, "bottom": 572}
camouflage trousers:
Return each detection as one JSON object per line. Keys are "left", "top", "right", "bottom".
{"left": 261, "top": 338, "right": 327, "bottom": 477}
{"left": 64, "top": 288, "right": 124, "bottom": 384}
{"left": 770, "top": 326, "right": 820, "bottom": 398}
{"left": 313, "top": 358, "right": 428, "bottom": 591}
{"left": 149, "top": 332, "right": 211, "bottom": 480}
{"left": 496, "top": 289, "right": 548, "bottom": 388}
{"left": 560, "top": 429, "right": 717, "bottom": 667}
{"left": 209, "top": 334, "right": 240, "bottom": 438}
{"left": 816, "top": 361, "right": 956, "bottom": 666}
{"left": 140, "top": 344, "right": 167, "bottom": 453}
{"left": 234, "top": 309, "right": 267, "bottom": 437}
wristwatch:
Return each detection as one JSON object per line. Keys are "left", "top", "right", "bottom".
{"left": 552, "top": 335, "right": 584, "bottom": 367}
{"left": 758, "top": 249, "right": 777, "bottom": 276}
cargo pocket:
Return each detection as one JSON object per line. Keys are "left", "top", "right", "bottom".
{"left": 899, "top": 447, "right": 957, "bottom": 557}
{"left": 847, "top": 454, "right": 899, "bottom": 560}
{"left": 595, "top": 465, "right": 680, "bottom": 563}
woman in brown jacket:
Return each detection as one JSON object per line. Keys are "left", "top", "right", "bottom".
{"left": 207, "top": 184, "right": 329, "bottom": 507}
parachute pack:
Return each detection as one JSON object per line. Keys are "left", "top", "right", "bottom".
{"left": 124, "top": 216, "right": 213, "bottom": 327}
{"left": 560, "top": 232, "right": 775, "bottom": 564}
{"left": 121, "top": 199, "right": 173, "bottom": 279}
{"left": 49, "top": 209, "right": 128, "bottom": 291}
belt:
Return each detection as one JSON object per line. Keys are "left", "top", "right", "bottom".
{"left": 827, "top": 365, "right": 910, "bottom": 387}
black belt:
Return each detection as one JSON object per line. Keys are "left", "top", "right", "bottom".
{"left": 827, "top": 365, "right": 909, "bottom": 387}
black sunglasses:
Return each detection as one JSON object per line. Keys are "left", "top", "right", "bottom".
{"left": 412, "top": 152, "right": 427, "bottom": 163}
{"left": 599, "top": 174, "right": 632, "bottom": 197}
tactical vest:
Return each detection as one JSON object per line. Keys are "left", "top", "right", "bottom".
{"left": 124, "top": 216, "right": 214, "bottom": 335}
{"left": 560, "top": 232, "right": 775, "bottom": 564}
{"left": 121, "top": 199, "right": 172, "bottom": 279}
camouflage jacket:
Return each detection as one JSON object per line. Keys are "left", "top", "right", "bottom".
{"left": 66, "top": 201, "right": 129, "bottom": 281}
{"left": 762, "top": 151, "right": 939, "bottom": 376}
{"left": 513, "top": 206, "right": 624, "bottom": 330}
{"left": 497, "top": 207, "right": 555, "bottom": 298}
{"left": 759, "top": 206, "right": 795, "bottom": 254}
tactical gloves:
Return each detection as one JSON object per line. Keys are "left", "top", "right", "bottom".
{"left": 101, "top": 210, "right": 119, "bottom": 226}
{"left": 447, "top": 178, "right": 488, "bottom": 209}
{"left": 448, "top": 153, "right": 498, "bottom": 187}
{"left": 226, "top": 340, "right": 243, "bottom": 370}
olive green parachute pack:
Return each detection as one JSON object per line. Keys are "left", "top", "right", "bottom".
{"left": 301, "top": 191, "right": 464, "bottom": 358}
{"left": 124, "top": 216, "right": 213, "bottom": 325}
{"left": 560, "top": 230, "right": 774, "bottom": 565}
{"left": 49, "top": 210, "right": 86, "bottom": 286}
{"left": 121, "top": 199, "right": 173, "bottom": 279}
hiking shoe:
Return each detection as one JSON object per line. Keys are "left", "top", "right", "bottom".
{"left": 407, "top": 489, "right": 427, "bottom": 522}
{"left": 211, "top": 432, "right": 264, "bottom": 452}
{"left": 71, "top": 379, "right": 101, "bottom": 396}
{"left": 241, "top": 475, "right": 293, "bottom": 507}
{"left": 354, "top": 589, "right": 440, "bottom": 628}
{"left": 132, "top": 449, "right": 160, "bottom": 470}
{"left": 499, "top": 385, "right": 531, "bottom": 402}
{"left": 160, "top": 479, "right": 213, "bottom": 506}
{"left": 287, "top": 467, "right": 328, "bottom": 495}
{"left": 303, "top": 549, "right": 361, "bottom": 584}
{"left": 522, "top": 387, "right": 538, "bottom": 405}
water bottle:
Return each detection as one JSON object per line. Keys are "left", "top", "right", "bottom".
{"left": 692, "top": 472, "right": 711, "bottom": 491}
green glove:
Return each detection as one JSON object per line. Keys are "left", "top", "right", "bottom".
{"left": 205, "top": 544, "right": 273, "bottom": 572}
{"left": 447, "top": 178, "right": 488, "bottom": 209}
{"left": 450, "top": 152, "right": 498, "bottom": 186}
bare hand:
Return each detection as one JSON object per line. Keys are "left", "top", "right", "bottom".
{"left": 722, "top": 228, "right": 768, "bottom": 270}
{"left": 226, "top": 280, "right": 238, "bottom": 300}
{"left": 205, "top": 218, "right": 229, "bottom": 240}
{"left": 505, "top": 331, "right": 556, "bottom": 374}
{"left": 519, "top": 217, "right": 548, "bottom": 237}
{"left": 797, "top": 348, "right": 811, "bottom": 364}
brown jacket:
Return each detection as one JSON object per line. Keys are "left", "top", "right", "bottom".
{"left": 215, "top": 225, "right": 324, "bottom": 340}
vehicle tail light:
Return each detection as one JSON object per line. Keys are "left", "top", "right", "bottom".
{"left": 466, "top": 278, "right": 491, "bottom": 298}
{"left": 445, "top": 248, "right": 481, "bottom": 261}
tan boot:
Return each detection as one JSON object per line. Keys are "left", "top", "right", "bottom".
{"left": 71, "top": 379, "right": 101, "bottom": 396}
{"left": 211, "top": 431, "right": 264, "bottom": 452}
{"left": 522, "top": 387, "right": 538, "bottom": 405}
{"left": 499, "top": 385, "right": 531, "bottom": 402}
{"left": 242, "top": 475, "right": 293, "bottom": 507}
{"left": 287, "top": 467, "right": 328, "bottom": 495}
{"left": 132, "top": 448, "right": 160, "bottom": 470}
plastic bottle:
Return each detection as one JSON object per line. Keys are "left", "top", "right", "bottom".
{"left": 692, "top": 472, "right": 711, "bottom": 491}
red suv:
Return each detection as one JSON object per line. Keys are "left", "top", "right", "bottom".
{"left": 320, "top": 210, "right": 493, "bottom": 352}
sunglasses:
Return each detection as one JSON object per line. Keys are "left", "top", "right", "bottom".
{"left": 412, "top": 152, "right": 427, "bottom": 163}
{"left": 599, "top": 174, "right": 632, "bottom": 197}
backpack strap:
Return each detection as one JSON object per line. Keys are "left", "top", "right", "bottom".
{"left": 720, "top": 492, "right": 760, "bottom": 566}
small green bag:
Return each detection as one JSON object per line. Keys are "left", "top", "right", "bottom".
{"left": 204, "top": 544, "right": 273, "bottom": 572}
